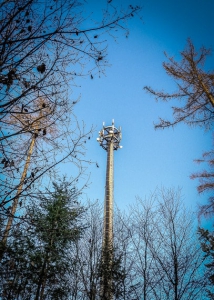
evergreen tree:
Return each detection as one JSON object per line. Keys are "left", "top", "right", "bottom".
{"left": 199, "top": 228, "right": 214, "bottom": 299}
{"left": 0, "top": 180, "right": 85, "bottom": 300}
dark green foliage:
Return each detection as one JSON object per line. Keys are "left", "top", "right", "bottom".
{"left": 0, "top": 181, "right": 85, "bottom": 299}
{"left": 199, "top": 228, "right": 214, "bottom": 299}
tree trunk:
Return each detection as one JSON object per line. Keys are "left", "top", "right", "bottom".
{"left": 2, "top": 134, "right": 36, "bottom": 245}
{"left": 35, "top": 253, "right": 48, "bottom": 300}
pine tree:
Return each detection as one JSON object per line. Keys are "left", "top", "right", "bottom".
{"left": 198, "top": 228, "right": 214, "bottom": 299}
{"left": 0, "top": 180, "right": 85, "bottom": 300}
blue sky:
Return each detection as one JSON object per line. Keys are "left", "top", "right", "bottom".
{"left": 64, "top": 0, "right": 214, "bottom": 218}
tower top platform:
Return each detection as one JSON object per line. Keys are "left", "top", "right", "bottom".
{"left": 96, "top": 119, "right": 122, "bottom": 151}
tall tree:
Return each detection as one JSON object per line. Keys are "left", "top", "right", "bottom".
{"left": 0, "top": 0, "right": 141, "bottom": 249}
{"left": 144, "top": 39, "right": 214, "bottom": 221}
{"left": 128, "top": 195, "right": 159, "bottom": 300}
{"left": 0, "top": 100, "right": 91, "bottom": 255}
{"left": 151, "top": 189, "right": 206, "bottom": 300}
{"left": 129, "top": 189, "right": 206, "bottom": 300}
{"left": 0, "top": 180, "right": 85, "bottom": 299}
{"left": 144, "top": 39, "right": 214, "bottom": 130}
{"left": 113, "top": 208, "right": 140, "bottom": 300}
{"left": 71, "top": 200, "right": 127, "bottom": 300}
{"left": 198, "top": 228, "right": 214, "bottom": 300}
{"left": 72, "top": 200, "right": 103, "bottom": 300}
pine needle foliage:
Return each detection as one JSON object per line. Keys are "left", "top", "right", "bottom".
{"left": 0, "top": 180, "right": 86, "bottom": 300}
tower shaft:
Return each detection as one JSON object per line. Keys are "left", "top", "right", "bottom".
{"left": 104, "top": 140, "right": 114, "bottom": 249}
{"left": 101, "top": 140, "right": 114, "bottom": 300}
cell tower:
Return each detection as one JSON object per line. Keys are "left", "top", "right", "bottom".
{"left": 97, "top": 119, "right": 122, "bottom": 299}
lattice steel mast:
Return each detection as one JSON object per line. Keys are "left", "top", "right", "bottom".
{"left": 97, "top": 119, "right": 122, "bottom": 299}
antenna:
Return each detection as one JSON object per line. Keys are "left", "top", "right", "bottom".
{"left": 97, "top": 121, "right": 122, "bottom": 151}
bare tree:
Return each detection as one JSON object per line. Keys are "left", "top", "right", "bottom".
{"left": 125, "top": 195, "right": 159, "bottom": 300}
{"left": 0, "top": 0, "right": 140, "bottom": 117}
{"left": 144, "top": 39, "right": 214, "bottom": 130}
{"left": 79, "top": 191, "right": 207, "bottom": 300}
{"left": 113, "top": 207, "right": 141, "bottom": 300}
{"left": 0, "top": 0, "right": 141, "bottom": 249}
{"left": 0, "top": 0, "right": 141, "bottom": 181}
{"left": 71, "top": 200, "right": 103, "bottom": 300}
{"left": 0, "top": 99, "right": 92, "bottom": 251}
{"left": 149, "top": 188, "right": 205, "bottom": 300}
{"left": 144, "top": 40, "right": 214, "bottom": 217}
{"left": 127, "top": 189, "right": 206, "bottom": 300}
{"left": 71, "top": 201, "right": 129, "bottom": 300}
